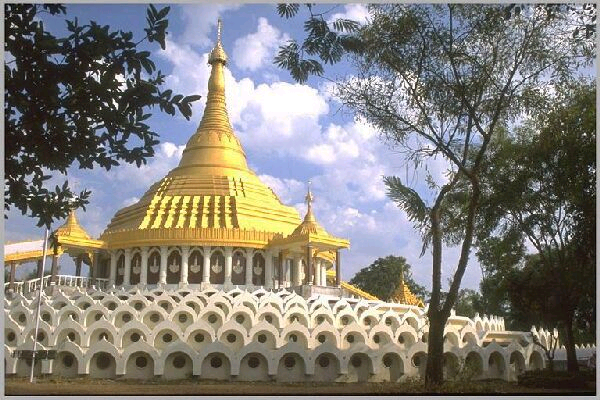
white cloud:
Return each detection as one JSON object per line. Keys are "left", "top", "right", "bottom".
{"left": 112, "top": 142, "right": 185, "bottom": 191}
{"left": 328, "top": 4, "right": 370, "bottom": 26}
{"left": 232, "top": 17, "right": 289, "bottom": 72}
{"left": 306, "top": 144, "right": 336, "bottom": 164}
{"left": 122, "top": 197, "right": 140, "bottom": 207}
{"left": 257, "top": 174, "right": 305, "bottom": 204}
{"left": 178, "top": 4, "right": 242, "bottom": 47}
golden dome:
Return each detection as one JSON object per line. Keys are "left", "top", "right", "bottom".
{"left": 100, "top": 21, "right": 301, "bottom": 249}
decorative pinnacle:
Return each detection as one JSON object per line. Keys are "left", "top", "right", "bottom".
{"left": 208, "top": 18, "right": 228, "bottom": 65}
{"left": 305, "top": 180, "right": 314, "bottom": 207}
{"left": 217, "top": 18, "right": 222, "bottom": 44}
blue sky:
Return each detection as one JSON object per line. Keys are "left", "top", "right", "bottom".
{"left": 5, "top": 3, "right": 484, "bottom": 290}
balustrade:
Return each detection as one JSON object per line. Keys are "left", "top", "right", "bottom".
{"left": 4, "top": 275, "right": 109, "bottom": 295}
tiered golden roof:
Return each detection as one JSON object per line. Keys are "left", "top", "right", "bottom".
{"left": 100, "top": 19, "right": 301, "bottom": 249}
{"left": 390, "top": 271, "right": 425, "bottom": 307}
{"left": 54, "top": 210, "right": 91, "bottom": 240}
{"left": 325, "top": 270, "right": 379, "bottom": 300}
{"left": 54, "top": 210, "right": 103, "bottom": 250}
{"left": 269, "top": 184, "right": 349, "bottom": 251}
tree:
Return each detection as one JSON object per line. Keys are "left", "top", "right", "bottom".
{"left": 275, "top": 4, "right": 593, "bottom": 385}
{"left": 438, "top": 287, "right": 483, "bottom": 320}
{"left": 473, "top": 81, "right": 596, "bottom": 372}
{"left": 349, "top": 255, "right": 428, "bottom": 301}
{"left": 5, "top": 4, "right": 202, "bottom": 228}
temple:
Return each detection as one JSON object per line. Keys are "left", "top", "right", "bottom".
{"left": 5, "top": 20, "right": 577, "bottom": 383}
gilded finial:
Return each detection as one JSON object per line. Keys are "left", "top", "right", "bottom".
{"left": 217, "top": 18, "right": 222, "bottom": 44}
{"left": 209, "top": 18, "right": 228, "bottom": 65}
{"left": 305, "top": 180, "right": 314, "bottom": 207}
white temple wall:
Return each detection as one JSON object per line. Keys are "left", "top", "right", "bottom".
{"left": 5, "top": 286, "right": 570, "bottom": 382}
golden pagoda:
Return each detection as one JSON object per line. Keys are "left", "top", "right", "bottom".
{"left": 40, "top": 19, "right": 351, "bottom": 293}
{"left": 390, "top": 269, "right": 425, "bottom": 307}
{"left": 4, "top": 19, "right": 351, "bottom": 295}
{"left": 99, "top": 19, "right": 301, "bottom": 250}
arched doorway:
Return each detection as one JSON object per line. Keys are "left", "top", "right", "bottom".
{"left": 237, "top": 352, "right": 269, "bottom": 381}
{"left": 147, "top": 251, "right": 160, "bottom": 284}
{"left": 252, "top": 253, "right": 265, "bottom": 285}
{"left": 166, "top": 251, "right": 181, "bottom": 284}
{"left": 382, "top": 352, "right": 404, "bottom": 382}
{"left": 348, "top": 353, "right": 372, "bottom": 382}
{"left": 126, "top": 351, "right": 155, "bottom": 380}
{"left": 313, "top": 353, "right": 340, "bottom": 382}
{"left": 188, "top": 250, "right": 203, "bottom": 284}
{"left": 130, "top": 252, "right": 141, "bottom": 285}
{"left": 277, "top": 353, "right": 306, "bottom": 382}
{"left": 231, "top": 251, "right": 246, "bottom": 285}
{"left": 210, "top": 251, "right": 225, "bottom": 284}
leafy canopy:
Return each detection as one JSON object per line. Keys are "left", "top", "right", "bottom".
{"left": 5, "top": 4, "right": 202, "bottom": 227}
{"left": 349, "top": 255, "right": 428, "bottom": 302}
{"left": 275, "top": 3, "right": 594, "bottom": 384}
{"left": 472, "top": 81, "right": 596, "bottom": 369}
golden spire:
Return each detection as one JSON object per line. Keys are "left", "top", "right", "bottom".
{"left": 390, "top": 268, "right": 424, "bottom": 308}
{"left": 54, "top": 209, "right": 91, "bottom": 240}
{"left": 290, "top": 181, "right": 326, "bottom": 236}
{"left": 304, "top": 180, "right": 316, "bottom": 224}
{"left": 208, "top": 18, "right": 228, "bottom": 65}
{"left": 174, "top": 18, "right": 248, "bottom": 173}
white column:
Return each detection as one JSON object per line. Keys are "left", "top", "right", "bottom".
{"left": 321, "top": 263, "right": 327, "bottom": 287}
{"left": 265, "top": 250, "right": 273, "bottom": 289}
{"left": 140, "top": 247, "right": 148, "bottom": 286}
{"left": 245, "top": 250, "right": 253, "bottom": 286}
{"left": 202, "top": 246, "right": 211, "bottom": 283}
{"left": 181, "top": 246, "right": 190, "bottom": 285}
{"left": 294, "top": 256, "right": 302, "bottom": 286}
{"left": 123, "top": 249, "right": 131, "bottom": 286}
{"left": 284, "top": 258, "right": 291, "bottom": 287}
{"left": 315, "top": 260, "right": 322, "bottom": 286}
{"left": 224, "top": 247, "right": 233, "bottom": 285}
{"left": 91, "top": 251, "right": 99, "bottom": 280}
{"left": 159, "top": 246, "right": 168, "bottom": 285}
{"left": 109, "top": 251, "right": 117, "bottom": 287}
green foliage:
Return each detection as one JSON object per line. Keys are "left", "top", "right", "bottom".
{"left": 349, "top": 255, "right": 428, "bottom": 302}
{"left": 452, "top": 289, "right": 483, "bottom": 320}
{"left": 276, "top": 3, "right": 594, "bottom": 385}
{"left": 472, "top": 81, "right": 596, "bottom": 369}
{"left": 274, "top": 4, "right": 361, "bottom": 83}
{"left": 5, "top": 4, "right": 202, "bottom": 228}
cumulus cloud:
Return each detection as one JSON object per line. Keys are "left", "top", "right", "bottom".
{"left": 178, "top": 4, "right": 242, "bottom": 47}
{"left": 328, "top": 4, "right": 370, "bottom": 26}
{"left": 232, "top": 17, "right": 289, "bottom": 71}
{"left": 258, "top": 174, "right": 305, "bottom": 204}
{"left": 112, "top": 142, "right": 185, "bottom": 191}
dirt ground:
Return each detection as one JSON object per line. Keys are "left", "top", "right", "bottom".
{"left": 4, "top": 377, "right": 596, "bottom": 396}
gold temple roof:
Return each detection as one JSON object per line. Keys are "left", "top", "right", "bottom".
{"left": 100, "top": 20, "right": 301, "bottom": 249}
{"left": 325, "top": 270, "right": 379, "bottom": 301}
{"left": 54, "top": 210, "right": 104, "bottom": 250}
{"left": 390, "top": 271, "right": 425, "bottom": 308}
{"left": 269, "top": 185, "right": 349, "bottom": 251}
{"left": 54, "top": 210, "right": 91, "bottom": 240}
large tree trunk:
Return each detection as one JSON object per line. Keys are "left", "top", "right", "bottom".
{"left": 425, "top": 312, "right": 446, "bottom": 386}
{"left": 564, "top": 314, "right": 579, "bottom": 372}
{"left": 424, "top": 201, "right": 446, "bottom": 387}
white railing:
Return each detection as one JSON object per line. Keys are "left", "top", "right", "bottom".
{"left": 4, "top": 275, "right": 109, "bottom": 294}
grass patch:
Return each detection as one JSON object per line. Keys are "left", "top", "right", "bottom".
{"left": 518, "top": 370, "right": 594, "bottom": 389}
